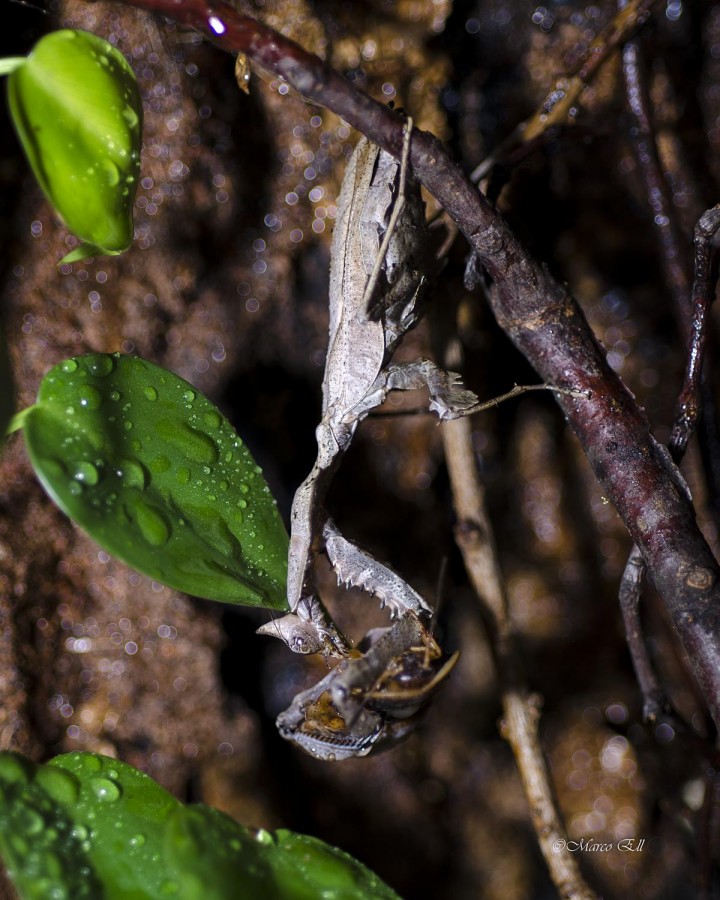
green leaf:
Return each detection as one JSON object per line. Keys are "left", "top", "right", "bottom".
{"left": 22, "top": 353, "right": 289, "bottom": 609}
{"left": 0, "top": 753, "right": 103, "bottom": 900}
{"left": 162, "top": 807, "right": 402, "bottom": 900}
{"left": 49, "top": 753, "right": 182, "bottom": 899}
{"left": 7, "top": 29, "right": 142, "bottom": 259}
{"left": 0, "top": 57, "right": 25, "bottom": 75}
{"left": 162, "top": 805, "right": 278, "bottom": 899}
{"left": 264, "top": 830, "right": 402, "bottom": 900}
{"left": 0, "top": 752, "right": 401, "bottom": 900}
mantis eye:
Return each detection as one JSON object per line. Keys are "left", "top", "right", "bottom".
{"left": 7, "top": 29, "right": 143, "bottom": 262}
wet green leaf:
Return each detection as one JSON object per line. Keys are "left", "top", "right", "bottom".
{"left": 162, "top": 808, "right": 402, "bottom": 900}
{"left": 7, "top": 29, "right": 142, "bottom": 260}
{"left": 262, "top": 830, "right": 402, "bottom": 900}
{"left": 0, "top": 752, "right": 401, "bottom": 900}
{"left": 22, "top": 353, "right": 289, "bottom": 608}
{"left": 162, "top": 805, "right": 278, "bottom": 899}
{"left": 50, "top": 752, "right": 182, "bottom": 899}
{"left": 0, "top": 753, "right": 102, "bottom": 900}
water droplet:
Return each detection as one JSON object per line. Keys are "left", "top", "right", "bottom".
{"left": 123, "top": 421, "right": 133, "bottom": 431}
{"left": 240, "top": 483, "right": 250, "bottom": 495}
{"left": 102, "top": 159, "right": 120, "bottom": 187}
{"left": 208, "top": 14, "right": 226, "bottom": 35}
{"left": 131, "top": 501, "right": 171, "bottom": 546}
{"left": 129, "top": 832, "right": 146, "bottom": 848}
{"left": 219, "top": 480, "right": 229, "bottom": 492}
{"left": 151, "top": 456, "right": 171, "bottom": 474}
{"left": 224, "top": 450, "right": 233, "bottom": 462}
{"left": 73, "top": 461, "right": 100, "bottom": 486}
{"left": 155, "top": 420, "right": 219, "bottom": 464}
{"left": 17, "top": 805, "right": 44, "bottom": 836}
{"left": 203, "top": 410, "right": 221, "bottom": 429}
{"left": 238, "top": 499, "right": 247, "bottom": 509}
{"left": 68, "top": 481, "right": 83, "bottom": 496}
{"left": 183, "top": 390, "right": 196, "bottom": 403}
{"left": 143, "top": 386, "right": 158, "bottom": 401}
{"left": 176, "top": 467, "right": 191, "bottom": 485}
{"left": 61, "top": 359, "right": 79, "bottom": 373}
{"left": 9, "top": 834, "right": 28, "bottom": 855}
{"left": 73, "top": 755, "right": 102, "bottom": 776}
{"left": 0, "top": 753, "right": 29, "bottom": 786}
{"left": 115, "top": 458, "right": 148, "bottom": 489}
{"left": 87, "top": 356, "right": 114, "bottom": 377}
{"left": 88, "top": 776, "right": 121, "bottom": 803}
{"left": 78, "top": 385, "right": 102, "bottom": 410}
{"left": 109, "top": 390, "right": 121, "bottom": 401}
{"left": 122, "top": 106, "right": 139, "bottom": 130}
{"left": 255, "top": 829, "right": 274, "bottom": 845}
{"left": 36, "top": 766, "right": 80, "bottom": 805}
{"left": 71, "top": 824, "right": 89, "bottom": 841}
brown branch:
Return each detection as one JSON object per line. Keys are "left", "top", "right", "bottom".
{"left": 108, "top": 0, "right": 720, "bottom": 730}
{"left": 441, "top": 402, "right": 596, "bottom": 900}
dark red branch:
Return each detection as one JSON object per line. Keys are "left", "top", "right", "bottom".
{"left": 111, "top": 0, "right": 720, "bottom": 727}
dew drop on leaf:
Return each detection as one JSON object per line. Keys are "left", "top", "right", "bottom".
{"left": 154, "top": 420, "right": 219, "bottom": 465}
{"left": 151, "top": 456, "right": 171, "bottom": 474}
{"left": 87, "top": 356, "right": 114, "bottom": 378}
{"left": 88, "top": 777, "right": 121, "bottom": 803}
{"left": 35, "top": 767, "right": 80, "bottom": 805}
{"left": 115, "top": 458, "right": 148, "bottom": 490}
{"left": 143, "top": 386, "right": 158, "bottom": 401}
{"left": 73, "top": 461, "right": 99, "bottom": 486}
{"left": 131, "top": 500, "right": 171, "bottom": 546}
{"left": 78, "top": 385, "right": 102, "bottom": 411}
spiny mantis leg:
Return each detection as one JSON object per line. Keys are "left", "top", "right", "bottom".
{"left": 618, "top": 205, "right": 720, "bottom": 721}
{"left": 322, "top": 518, "right": 432, "bottom": 620}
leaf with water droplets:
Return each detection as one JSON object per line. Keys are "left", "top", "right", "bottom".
{"left": 0, "top": 752, "right": 102, "bottom": 900}
{"left": 22, "top": 353, "right": 289, "bottom": 608}
{"left": 0, "top": 751, "right": 400, "bottom": 900}
{"left": 160, "top": 802, "right": 402, "bottom": 900}
{"left": 266, "top": 831, "right": 402, "bottom": 900}
{"left": 7, "top": 29, "right": 142, "bottom": 261}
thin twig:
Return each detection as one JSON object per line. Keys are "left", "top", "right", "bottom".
{"left": 621, "top": 27, "right": 691, "bottom": 325}
{"left": 441, "top": 394, "right": 597, "bottom": 900}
